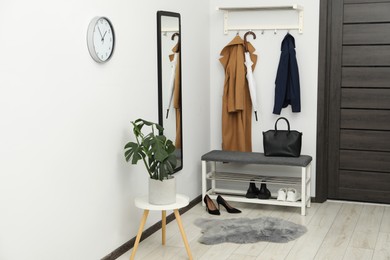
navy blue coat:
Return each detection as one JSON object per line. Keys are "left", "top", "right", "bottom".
{"left": 273, "top": 33, "right": 301, "bottom": 115}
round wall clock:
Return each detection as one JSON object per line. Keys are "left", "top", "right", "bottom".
{"left": 87, "top": 16, "right": 115, "bottom": 63}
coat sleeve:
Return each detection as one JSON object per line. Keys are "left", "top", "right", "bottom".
{"left": 289, "top": 49, "right": 301, "bottom": 112}
{"left": 273, "top": 51, "right": 289, "bottom": 115}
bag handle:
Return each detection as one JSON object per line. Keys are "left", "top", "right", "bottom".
{"left": 274, "top": 117, "right": 291, "bottom": 132}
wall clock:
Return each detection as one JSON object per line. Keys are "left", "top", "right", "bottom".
{"left": 87, "top": 16, "right": 115, "bottom": 63}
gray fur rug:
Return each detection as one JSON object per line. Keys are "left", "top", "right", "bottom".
{"left": 194, "top": 217, "right": 307, "bottom": 245}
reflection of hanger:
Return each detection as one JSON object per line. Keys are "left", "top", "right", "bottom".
{"left": 244, "top": 31, "right": 256, "bottom": 52}
{"left": 171, "top": 32, "right": 180, "bottom": 41}
{"left": 171, "top": 32, "right": 180, "bottom": 52}
{"left": 166, "top": 52, "right": 178, "bottom": 119}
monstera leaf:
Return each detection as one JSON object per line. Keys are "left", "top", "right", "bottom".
{"left": 124, "top": 118, "right": 177, "bottom": 181}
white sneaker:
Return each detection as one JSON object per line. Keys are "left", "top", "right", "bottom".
{"left": 286, "top": 188, "right": 301, "bottom": 202}
{"left": 277, "top": 188, "right": 287, "bottom": 201}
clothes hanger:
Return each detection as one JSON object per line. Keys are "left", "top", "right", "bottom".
{"left": 171, "top": 32, "right": 180, "bottom": 51}
{"left": 171, "top": 32, "right": 179, "bottom": 41}
{"left": 243, "top": 31, "right": 256, "bottom": 52}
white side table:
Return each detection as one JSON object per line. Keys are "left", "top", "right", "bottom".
{"left": 130, "top": 194, "right": 193, "bottom": 260}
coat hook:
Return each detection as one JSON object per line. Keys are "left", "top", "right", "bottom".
{"left": 274, "top": 29, "right": 277, "bottom": 35}
{"left": 261, "top": 30, "right": 265, "bottom": 35}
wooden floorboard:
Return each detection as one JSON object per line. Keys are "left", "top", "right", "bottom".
{"left": 116, "top": 201, "right": 390, "bottom": 260}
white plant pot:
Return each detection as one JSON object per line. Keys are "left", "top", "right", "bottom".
{"left": 148, "top": 177, "right": 176, "bottom": 205}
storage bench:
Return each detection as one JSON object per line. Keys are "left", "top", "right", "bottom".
{"left": 201, "top": 150, "right": 312, "bottom": 215}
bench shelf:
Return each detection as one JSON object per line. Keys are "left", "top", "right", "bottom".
{"left": 201, "top": 150, "right": 312, "bottom": 215}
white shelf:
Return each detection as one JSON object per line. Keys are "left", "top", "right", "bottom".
{"left": 206, "top": 191, "right": 306, "bottom": 208}
{"left": 207, "top": 171, "right": 310, "bottom": 186}
{"left": 218, "top": 5, "right": 303, "bottom": 11}
{"left": 217, "top": 4, "right": 304, "bottom": 34}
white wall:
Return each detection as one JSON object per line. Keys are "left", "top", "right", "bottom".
{"left": 0, "top": 0, "right": 320, "bottom": 258}
{"left": 0, "top": 0, "right": 210, "bottom": 259}
{"left": 209, "top": 0, "right": 320, "bottom": 194}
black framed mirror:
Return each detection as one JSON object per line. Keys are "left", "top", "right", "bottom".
{"left": 157, "top": 11, "right": 182, "bottom": 173}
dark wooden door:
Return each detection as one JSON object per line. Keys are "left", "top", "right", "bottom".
{"left": 327, "top": 0, "right": 390, "bottom": 203}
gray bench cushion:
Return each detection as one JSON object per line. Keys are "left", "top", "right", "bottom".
{"left": 201, "top": 150, "right": 312, "bottom": 167}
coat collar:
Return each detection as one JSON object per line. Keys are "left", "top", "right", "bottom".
{"left": 226, "top": 35, "right": 244, "bottom": 46}
{"left": 222, "top": 35, "right": 256, "bottom": 53}
{"left": 281, "top": 33, "right": 296, "bottom": 51}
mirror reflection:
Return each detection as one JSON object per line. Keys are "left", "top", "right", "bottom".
{"left": 157, "top": 11, "right": 182, "bottom": 172}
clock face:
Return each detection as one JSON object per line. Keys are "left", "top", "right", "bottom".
{"left": 87, "top": 17, "right": 115, "bottom": 63}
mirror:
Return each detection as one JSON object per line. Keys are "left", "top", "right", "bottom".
{"left": 157, "top": 11, "right": 182, "bottom": 173}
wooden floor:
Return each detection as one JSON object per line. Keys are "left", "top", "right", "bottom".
{"left": 118, "top": 200, "right": 390, "bottom": 260}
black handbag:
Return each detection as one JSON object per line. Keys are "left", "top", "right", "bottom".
{"left": 263, "top": 117, "right": 302, "bottom": 157}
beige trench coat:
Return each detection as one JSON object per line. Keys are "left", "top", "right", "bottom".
{"left": 169, "top": 44, "right": 181, "bottom": 149}
{"left": 220, "top": 35, "right": 257, "bottom": 152}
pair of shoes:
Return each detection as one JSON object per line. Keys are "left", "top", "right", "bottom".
{"left": 245, "top": 181, "right": 271, "bottom": 199}
{"left": 258, "top": 183, "right": 271, "bottom": 199}
{"left": 217, "top": 195, "right": 241, "bottom": 213}
{"left": 277, "top": 188, "right": 301, "bottom": 202}
{"left": 245, "top": 180, "right": 259, "bottom": 198}
{"left": 203, "top": 195, "right": 220, "bottom": 215}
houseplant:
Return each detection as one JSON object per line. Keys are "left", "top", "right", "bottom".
{"left": 124, "top": 118, "right": 177, "bottom": 204}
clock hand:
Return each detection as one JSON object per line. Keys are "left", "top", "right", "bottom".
{"left": 102, "top": 31, "right": 107, "bottom": 41}
{"left": 97, "top": 26, "right": 104, "bottom": 41}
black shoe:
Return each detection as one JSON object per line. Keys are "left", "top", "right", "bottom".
{"left": 258, "top": 183, "right": 271, "bottom": 199}
{"left": 203, "top": 195, "right": 220, "bottom": 215}
{"left": 246, "top": 181, "right": 259, "bottom": 198}
{"left": 216, "top": 195, "right": 241, "bottom": 213}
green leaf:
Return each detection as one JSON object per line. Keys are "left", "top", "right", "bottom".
{"left": 131, "top": 151, "right": 143, "bottom": 164}
{"left": 124, "top": 142, "right": 139, "bottom": 162}
{"left": 167, "top": 154, "right": 177, "bottom": 168}
{"left": 155, "top": 123, "right": 164, "bottom": 133}
{"left": 124, "top": 118, "right": 177, "bottom": 180}
{"left": 124, "top": 141, "right": 137, "bottom": 150}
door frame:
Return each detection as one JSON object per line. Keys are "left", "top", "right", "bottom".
{"left": 315, "top": 0, "right": 332, "bottom": 202}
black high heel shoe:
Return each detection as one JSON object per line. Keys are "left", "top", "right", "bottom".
{"left": 203, "top": 195, "right": 220, "bottom": 215}
{"left": 216, "top": 195, "right": 241, "bottom": 213}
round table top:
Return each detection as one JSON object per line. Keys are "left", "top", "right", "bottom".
{"left": 134, "top": 194, "right": 189, "bottom": 210}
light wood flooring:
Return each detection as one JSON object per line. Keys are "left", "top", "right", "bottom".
{"left": 118, "top": 200, "right": 390, "bottom": 260}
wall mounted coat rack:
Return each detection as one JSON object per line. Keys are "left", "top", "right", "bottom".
{"left": 217, "top": 5, "right": 304, "bottom": 35}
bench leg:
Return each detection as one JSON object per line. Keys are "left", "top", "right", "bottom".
{"left": 211, "top": 161, "right": 216, "bottom": 192}
{"left": 202, "top": 160, "right": 207, "bottom": 206}
{"left": 307, "top": 163, "right": 311, "bottom": 208}
{"left": 301, "top": 167, "right": 306, "bottom": 216}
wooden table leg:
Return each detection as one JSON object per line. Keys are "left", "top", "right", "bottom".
{"left": 173, "top": 209, "right": 193, "bottom": 260}
{"left": 162, "top": 210, "right": 166, "bottom": 245}
{"left": 130, "top": 210, "right": 149, "bottom": 260}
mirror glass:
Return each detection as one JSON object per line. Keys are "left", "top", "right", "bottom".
{"left": 157, "top": 11, "right": 182, "bottom": 173}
